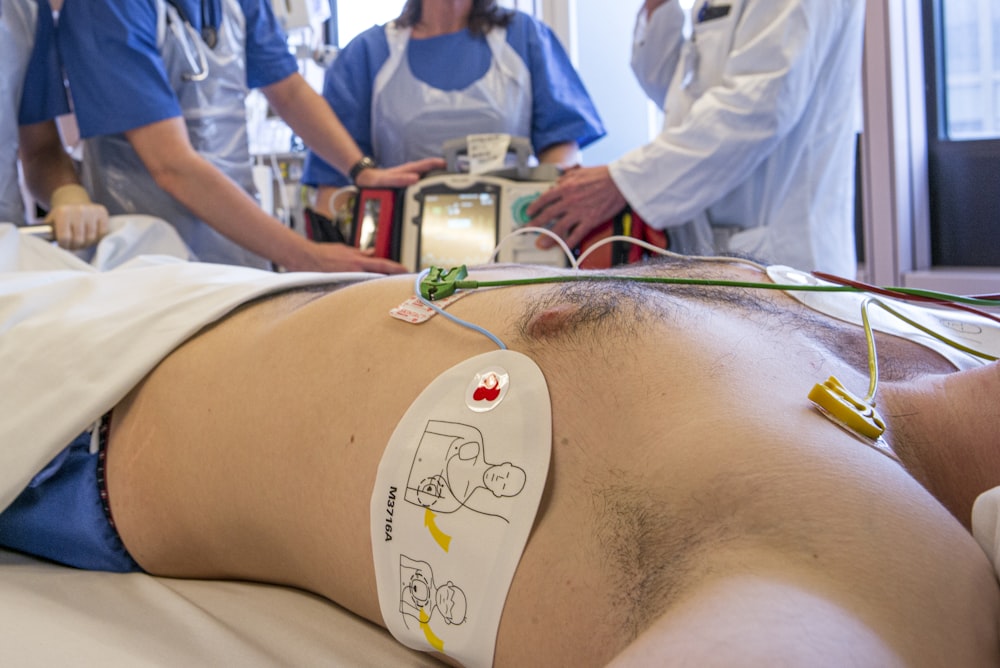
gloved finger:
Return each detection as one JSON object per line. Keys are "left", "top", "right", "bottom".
{"left": 75, "top": 215, "right": 98, "bottom": 248}
{"left": 45, "top": 213, "right": 75, "bottom": 249}
{"left": 80, "top": 207, "right": 110, "bottom": 246}
{"left": 48, "top": 205, "right": 110, "bottom": 250}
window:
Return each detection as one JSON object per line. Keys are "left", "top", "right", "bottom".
{"left": 937, "top": 0, "right": 1000, "bottom": 139}
{"left": 924, "top": 0, "right": 1000, "bottom": 266}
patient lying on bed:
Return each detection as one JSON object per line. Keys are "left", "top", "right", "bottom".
{"left": 2, "top": 234, "right": 1000, "bottom": 665}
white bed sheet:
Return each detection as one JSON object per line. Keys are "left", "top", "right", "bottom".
{"left": 1, "top": 218, "right": 441, "bottom": 665}
{"left": 0, "top": 546, "right": 443, "bottom": 667}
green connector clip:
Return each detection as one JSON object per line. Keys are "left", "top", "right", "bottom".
{"left": 420, "top": 265, "right": 469, "bottom": 301}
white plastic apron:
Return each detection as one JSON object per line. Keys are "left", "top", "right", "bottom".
{"left": 81, "top": 0, "right": 268, "bottom": 268}
{"left": 0, "top": 0, "right": 36, "bottom": 225}
{"left": 371, "top": 22, "right": 533, "bottom": 166}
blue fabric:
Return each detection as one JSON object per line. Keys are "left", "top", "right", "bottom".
{"left": 58, "top": 0, "right": 297, "bottom": 139}
{"left": 166, "top": 0, "right": 221, "bottom": 34}
{"left": 0, "top": 428, "right": 142, "bottom": 572}
{"left": 18, "top": 0, "right": 70, "bottom": 124}
{"left": 237, "top": 0, "right": 298, "bottom": 89}
{"left": 302, "top": 11, "right": 605, "bottom": 187}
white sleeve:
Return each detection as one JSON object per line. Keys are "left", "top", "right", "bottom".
{"left": 629, "top": 2, "right": 686, "bottom": 107}
{"left": 611, "top": 0, "right": 856, "bottom": 228}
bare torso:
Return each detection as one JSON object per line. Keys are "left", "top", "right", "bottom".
{"left": 106, "top": 262, "right": 1000, "bottom": 666}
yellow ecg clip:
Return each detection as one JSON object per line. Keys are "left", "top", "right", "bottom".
{"left": 808, "top": 376, "right": 897, "bottom": 462}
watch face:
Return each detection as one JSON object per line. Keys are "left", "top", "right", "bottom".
{"left": 351, "top": 157, "right": 376, "bottom": 181}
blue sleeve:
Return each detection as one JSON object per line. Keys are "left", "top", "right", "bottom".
{"left": 18, "top": 0, "right": 70, "bottom": 124}
{"left": 302, "top": 25, "right": 388, "bottom": 188}
{"left": 239, "top": 0, "right": 298, "bottom": 89}
{"left": 57, "top": 0, "right": 182, "bottom": 138}
{"left": 506, "top": 12, "right": 606, "bottom": 152}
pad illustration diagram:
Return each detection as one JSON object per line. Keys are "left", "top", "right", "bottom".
{"left": 404, "top": 420, "right": 527, "bottom": 523}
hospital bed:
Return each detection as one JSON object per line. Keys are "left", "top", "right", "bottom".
{"left": 0, "top": 547, "right": 443, "bottom": 666}
{"left": 5, "top": 218, "right": 999, "bottom": 666}
{"left": 1, "top": 219, "right": 448, "bottom": 666}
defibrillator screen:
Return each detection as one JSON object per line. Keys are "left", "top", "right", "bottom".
{"left": 417, "top": 189, "right": 499, "bottom": 270}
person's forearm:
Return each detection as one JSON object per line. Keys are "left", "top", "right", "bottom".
{"left": 18, "top": 120, "right": 82, "bottom": 209}
{"left": 263, "top": 73, "right": 364, "bottom": 177}
{"left": 154, "top": 153, "right": 313, "bottom": 267}
{"left": 126, "top": 116, "right": 316, "bottom": 267}
{"left": 538, "top": 142, "right": 581, "bottom": 169}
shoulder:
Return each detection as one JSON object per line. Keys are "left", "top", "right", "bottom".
{"left": 502, "top": 10, "right": 565, "bottom": 62}
{"left": 503, "top": 10, "right": 552, "bottom": 42}
{"left": 63, "top": 0, "right": 159, "bottom": 40}
{"left": 341, "top": 23, "right": 391, "bottom": 60}
{"left": 331, "top": 24, "right": 390, "bottom": 80}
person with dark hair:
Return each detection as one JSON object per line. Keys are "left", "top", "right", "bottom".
{"left": 302, "top": 0, "right": 605, "bottom": 219}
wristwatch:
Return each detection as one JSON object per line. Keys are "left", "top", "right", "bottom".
{"left": 349, "top": 156, "right": 377, "bottom": 183}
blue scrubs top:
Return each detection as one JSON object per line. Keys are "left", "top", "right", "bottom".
{"left": 302, "top": 11, "right": 606, "bottom": 187}
{"left": 56, "top": 0, "right": 297, "bottom": 139}
{"left": 18, "top": 0, "right": 70, "bottom": 125}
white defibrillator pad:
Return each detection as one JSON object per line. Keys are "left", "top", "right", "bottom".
{"left": 768, "top": 265, "right": 1000, "bottom": 370}
{"left": 370, "top": 350, "right": 551, "bottom": 667}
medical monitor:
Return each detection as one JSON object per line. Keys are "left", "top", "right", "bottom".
{"left": 415, "top": 184, "right": 501, "bottom": 271}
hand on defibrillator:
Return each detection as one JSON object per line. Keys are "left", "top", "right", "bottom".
{"left": 354, "top": 157, "right": 446, "bottom": 189}
{"left": 526, "top": 166, "right": 628, "bottom": 250}
{"left": 45, "top": 184, "right": 110, "bottom": 250}
{"left": 292, "top": 240, "right": 408, "bottom": 275}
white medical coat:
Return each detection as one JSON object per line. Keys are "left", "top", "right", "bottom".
{"left": 610, "top": 0, "right": 865, "bottom": 277}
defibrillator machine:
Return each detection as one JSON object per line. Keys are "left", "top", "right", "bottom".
{"left": 343, "top": 136, "right": 666, "bottom": 271}
{"left": 394, "top": 137, "right": 562, "bottom": 271}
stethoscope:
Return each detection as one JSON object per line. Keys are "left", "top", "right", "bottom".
{"left": 164, "top": 0, "right": 221, "bottom": 81}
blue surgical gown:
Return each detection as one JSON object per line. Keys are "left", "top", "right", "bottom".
{"left": 302, "top": 11, "right": 606, "bottom": 188}
{"left": 56, "top": 0, "right": 297, "bottom": 139}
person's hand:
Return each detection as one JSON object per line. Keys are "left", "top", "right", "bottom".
{"left": 526, "top": 166, "right": 628, "bottom": 250}
{"left": 355, "top": 157, "right": 446, "bottom": 189}
{"left": 287, "top": 240, "right": 408, "bottom": 274}
{"left": 45, "top": 184, "right": 110, "bottom": 250}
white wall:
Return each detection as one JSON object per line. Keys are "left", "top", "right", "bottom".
{"left": 540, "top": 0, "right": 661, "bottom": 165}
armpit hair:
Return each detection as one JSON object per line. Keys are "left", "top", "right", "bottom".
{"left": 588, "top": 462, "right": 834, "bottom": 642}
{"left": 588, "top": 474, "right": 742, "bottom": 641}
